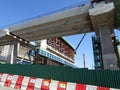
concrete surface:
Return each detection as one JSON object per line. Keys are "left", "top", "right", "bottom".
{"left": 6, "top": 4, "right": 92, "bottom": 41}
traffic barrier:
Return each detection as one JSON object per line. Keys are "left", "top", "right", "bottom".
{"left": 0, "top": 73, "right": 8, "bottom": 86}
{"left": 0, "top": 73, "right": 119, "bottom": 90}
{"left": 26, "top": 77, "right": 36, "bottom": 90}
{"left": 14, "top": 75, "right": 24, "bottom": 89}
{"left": 76, "top": 83, "right": 86, "bottom": 90}
{"left": 4, "top": 74, "right": 14, "bottom": 87}
{"left": 66, "top": 82, "right": 76, "bottom": 90}
{"left": 97, "top": 86, "right": 110, "bottom": 90}
{"left": 34, "top": 78, "right": 43, "bottom": 89}
{"left": 86, "top": 85, "right": 97, "bottom": 90}
{"left": 10, "top": 75, "right": 19, "bottom": 88}
{"left": 20, "top": 76, "right": 30, "bottom": 90}
{"left": 4, "top": 74, "right": 13, "bottom": 87}
{"left": 57, "top": 81, "right": 67, "bottom": 90}
{"left": 41, "top": 79, "right": 51, "bottom": 90}
{"left": 49, "top": 80, "right": 59, "bottom": 90}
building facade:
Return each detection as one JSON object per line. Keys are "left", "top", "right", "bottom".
{"left": 92, "top": 35, "right": 120, "bottom": 70}
{"left": 0, "top": 37, "right": 76, "bottom": 68}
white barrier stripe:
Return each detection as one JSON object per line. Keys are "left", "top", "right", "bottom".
{"left": 66, "top": 82, "right": 76, "bottom": 90}
{"left": 21, "top": 76, "right": 30, "bottom": 90}
{"left": 34, "top": 78, "right": 43, "bottom": 89}
{"left": 49, "top": 80, "right": 59, "bottom": 90}
{"left": 86, "top": 85, "right": 97, "bottom": 90}
{"left": 0, "top": 73, "right": 8, "bottom": 86}
{"left": 10, "top": 75, "right": 18, "bottom": 88}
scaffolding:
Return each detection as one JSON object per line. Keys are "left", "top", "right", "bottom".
{"left": 92, "top": 36, "right": 103, "bottom": 70}
{"left": 92, "top": 35, "right": 120, "bottom": 70}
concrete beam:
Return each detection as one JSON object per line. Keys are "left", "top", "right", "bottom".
{"left": 89, "top": 2, "right": 114, "bottom": 35}
{"left": 5, "top": 4, "right": 92, "bottom": 41}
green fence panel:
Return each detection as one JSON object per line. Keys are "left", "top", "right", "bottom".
{"left": 113, "top": 0, "right": 120, "bottom": 28}
{"left": 0, "top": 64, "right": 120, "bottom": 89}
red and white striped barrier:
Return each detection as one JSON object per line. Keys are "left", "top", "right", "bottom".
{"left": 14, "top": 75, "right": 24, "bottom": 89}
{"left": 4, "top": 74, "right": 14, "bottom": 87}
{"left": 26, "top": 77, "right": 36, "bottom": 90}
{"left": 10, "top": 75, "right": 19, "bottom": 88}
{"left": 34, "top": 78, "right": 43, "bottom": 89}
{"left": 0, "top": 73, "right": 119, "bottom": 90}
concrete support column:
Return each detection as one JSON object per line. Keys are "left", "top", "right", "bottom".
{"left": 89, "top": 2, "right": 117, "bottom": 70}
{"left": 7, "top": 42, "right": 18, "bottom": 64}
{"left": 98, "top": 25, "right": 118, "bottom": 70}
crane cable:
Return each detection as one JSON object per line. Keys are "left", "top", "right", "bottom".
{"left": 75, "top": 33, "right": 87, "bottom": 53}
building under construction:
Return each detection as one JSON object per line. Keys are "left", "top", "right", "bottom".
{"left": 0, "top": 36, "right": 76, "bottom": 68}
{"left": 92, "top": 34, "right": 120, "bottom": 70}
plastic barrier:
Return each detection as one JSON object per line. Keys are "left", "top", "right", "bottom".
{"left": 76, "top": 83, "right": 86, "bottom": 90}
{"left": 57, "top": 81, "right": 67, "bottom": 90}
{"left": 0, "top": 73, "right": 119, "bottom": 90}
{"left": 49, "top": 80, "right": 59, "bottom": 90}
{"left": 14, "top": 75, "right": 24, "bottom": 89}
{"left": 97, "top": 86, "right": 110, "bottom": 90}
{"left": 86, "top": 85, "right": 97, "bottom": 90}
{"left": 34, "top": 78, "right": 43, "bottom": 89}
{"left": 26, "top": 77, "right": 36, "bottom": 90}
{"left": 4, "top": 74, "right": 13, "bottom": 87}
{"left": 0, "top": 73, "right": 8, "bottom": 86}
{"left": 10, "top": 75, "right": 19, "bottom": 88}
{"left": 21, "top": 76, "right": 30, "bottom": 90}
{"left": 66, "top": 82, "right": 76, "bottom": 90}
{"left": 41, "top": 79, "right": 51, "bottom": 90}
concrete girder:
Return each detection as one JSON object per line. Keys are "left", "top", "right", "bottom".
{"left": 4, "top": 4, "right": 92, "bottom": 41}
{"left": 24, "top": 26, "right": 90, "bottom": 41}
{"left": 18, "top": 20, "right": 91, "bottom": 40}
{"left": 12, "top": 15, "right": 90, "bottom": 38}
{"left": 12, "top": 14, "right": 88, "bottom": 35}
{"left": 8, "top": 4, "right": 91, "bottom": 31}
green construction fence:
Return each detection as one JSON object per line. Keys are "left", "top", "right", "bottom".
{"left": 0, "top": 64, "right": 120, "bottom": 89}
{"left": 113, "top": 0, "right": 120, "bottom": 29}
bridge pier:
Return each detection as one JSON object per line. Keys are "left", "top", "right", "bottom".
{"left": 89, "top": 2, "right": 118, "bottom": 70}
{"left": 98, "top": 25, "right": 118, "bottom": 70}
{"left": 7, "top": 42, "right": 18, "bottom": 64}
